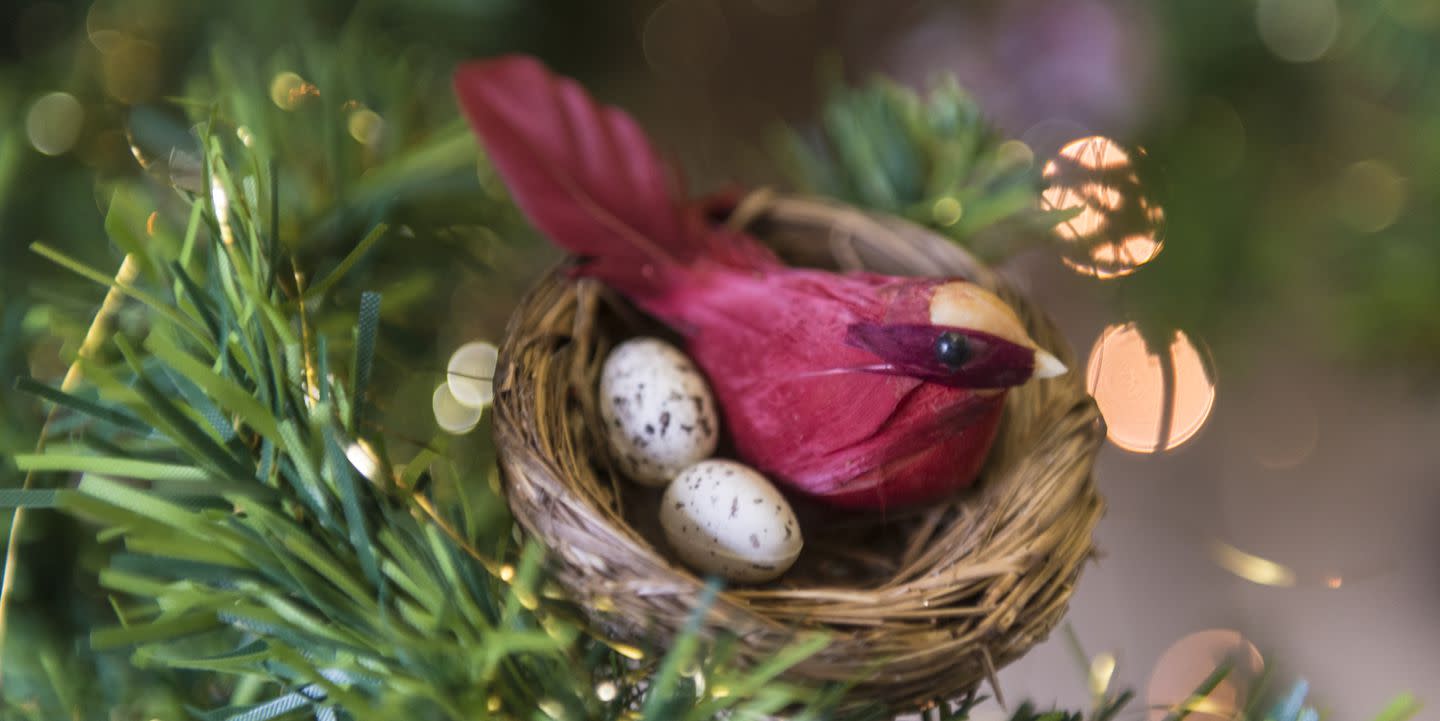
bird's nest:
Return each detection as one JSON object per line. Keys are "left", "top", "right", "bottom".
{"left": 492, "top": 192, "right": 1104, "bottom": 713}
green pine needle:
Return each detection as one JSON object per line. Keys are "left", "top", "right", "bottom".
{"left": 775, "top": 75, "right": 1072, "bottom": 261}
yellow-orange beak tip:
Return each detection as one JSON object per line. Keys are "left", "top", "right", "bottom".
{"left": 1034, "top": 350, "right": 1068, "bottom": 379}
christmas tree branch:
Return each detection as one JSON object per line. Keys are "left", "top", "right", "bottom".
{"left": 774, "top": 74, "right": 1075, "bottom": 262}
{"left": 0, "top": 253, "right": 141, "bottom": 684}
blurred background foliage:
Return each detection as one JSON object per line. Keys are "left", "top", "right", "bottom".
{"left": 0, "top": 0, "right": 1437, "bottom": 716}
{"left": 1130, "top": 0, "right": 1440, "bottom": 370}
{"left": 4, "top": 0, "right": 1438, "bottom": 385}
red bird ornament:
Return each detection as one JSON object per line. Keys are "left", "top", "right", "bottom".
{"left": 454, "top": 56, "right": 1068, "bottom": 509}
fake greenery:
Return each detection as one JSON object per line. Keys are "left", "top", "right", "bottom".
{"left": 0, "top": 3, "right": 1426, "bottom": 719}
{"left": 2, "top": 117, "right": 853, "bottom": 720}
{"left": 775, "top": 74, "right": 1071, "bottom": 262}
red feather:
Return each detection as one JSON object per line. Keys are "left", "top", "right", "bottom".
{"left": 452, "top": 56, "right": 778, "bottom": 300}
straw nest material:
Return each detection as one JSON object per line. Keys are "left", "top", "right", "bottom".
{"left": 492, "top": 192, "right": 1105, "bottom": 713}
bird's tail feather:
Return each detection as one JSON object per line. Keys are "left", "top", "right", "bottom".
{"left": 453, "top": 55, "right": 777, "bottom": 300}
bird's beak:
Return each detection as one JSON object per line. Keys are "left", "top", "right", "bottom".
{"left": 929, "top": 283, "right": 1069, "bottom": 381}
{"left": 1033, "top": 350, "right": 1068, "bottom": 379}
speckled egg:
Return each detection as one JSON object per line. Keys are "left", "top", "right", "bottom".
{"left": 660, "top": 460, "right": 803, "bottom": 583}
{"left": 600, "top": 338, "right": 719, "bottom": 486}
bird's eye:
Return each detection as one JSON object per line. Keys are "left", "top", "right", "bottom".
{"left": 934, "top": 331, "right": 971, "bottom": 370}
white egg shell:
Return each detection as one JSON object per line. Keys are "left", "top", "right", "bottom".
{"left": 660, "top": 460, "right": 803, "bottom": 583}
{"left": 600, "top": 338, "right": 719, "bottom": 486}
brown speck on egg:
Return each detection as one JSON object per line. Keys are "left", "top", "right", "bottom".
{"left": 749, "top": 534, "right": 760, "bottom": 549}
{"left": 644, "top": 424, "right": 654, "bottom": 435}
{"left": 659, "top": 412, "right": 671, "bottom": 435}
{"left": 680, "top": 424, "right": 694, "bottom": 434}
{"left": 729, "top": 497, "right": 738, "bottom": 518}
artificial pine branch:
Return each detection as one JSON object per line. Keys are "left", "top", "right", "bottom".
{"left": 774, "top": 74, "right": 1073, "bottom": 262}
{"left": 0, "top": 13, "right": 1422, "bottom": 718}
{"left": 3, "top": 88, "right": 852, "bottom": 721}
{"left": 0, "top": 253, "right": 143, "bottom": 682}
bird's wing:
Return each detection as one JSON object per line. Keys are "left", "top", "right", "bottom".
{"left": 454, "top": 55, "right": 779, "bottom": 301}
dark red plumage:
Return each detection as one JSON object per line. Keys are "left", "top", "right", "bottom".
{"left": 454, "top": 56, "right": 1059, "bottom": 508}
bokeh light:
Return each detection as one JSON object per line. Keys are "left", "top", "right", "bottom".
{"left": 270, "top": 71, "right": 318, "bottom": 110}
{"left": 995, "top": 139, "right": 1036, "bottom": 170}
{"left": 1334, "top": 159, "right": 1406, "bottom": 233}
{"left": 210, "top": 175, "right": 234, "bottom": 246}
{"left": 537, "top": 698, "right": 564, "bottom": 720}
{"left": 1147, "top": 630, "right": 1264, "bottom": 721}
{"left": 344, "top": 439, "right": 384, "bottom": 485}
{"left": 1212, "top": 539, "right": 1369, "bottom": 590}
{"left": 1086, "top": 323, "right": 1216, "bottom": 454}
{"left": 25, "top": 92, "right": 84, "bottom": 156}
{"left": 595, "top": 680, "right": 618, "bottom": 702}
{"left": 1089, "top": 652, "right": 1117, "bottom": 696}
{"left": 1239, "top": 385, "right": 1319, "bottom": 470}
{"left": 432, "top": 382, "right": 483, "bottom": 435}
{"left": 931, "top": 197, "right": 963, "bottom": 226}
{"left": 447, "top": 341, "right": 499, "bottom": 409}
{"left": 1256, "top": 0, "right": 1340, "bottom": 62}
{"left": 100, "top": 35, "right": 161, "bottom": 102}
{"left": 1210, "top": 540, "right": 1298, "bottom": 587}
{"left": 1042, "top": 136, "right": 1165, "bottom": 279}
{"left": 347, "top": 108, "right": 385, "bottom": 146}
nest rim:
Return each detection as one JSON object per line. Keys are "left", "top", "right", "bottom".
{"left": 492, "top": 192, "right": 1105, "bottom": 712}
